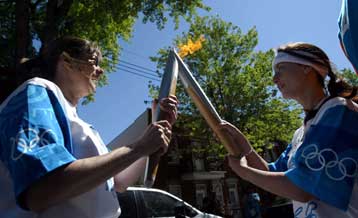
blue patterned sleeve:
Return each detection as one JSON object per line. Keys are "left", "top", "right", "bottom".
{"left": 285, "top": 104, "right": 358, "bottom": 211}
{"left": 268, "top": 144, "right": 293, "bottom": 172}
{"left": 0, "top": 84, "right": 76, "bottom": 203}
{"left": 338, "top": 0, "right": 358, "bottom": 72}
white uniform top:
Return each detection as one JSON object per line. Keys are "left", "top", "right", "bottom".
{"left": 0, "top": 78, "right": 120, "bottom": 218}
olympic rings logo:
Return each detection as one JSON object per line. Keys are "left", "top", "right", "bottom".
{"left": 301, "top": 144, "right": 358, "bottom": 181}
{"left": 11, "top": 128, "right": 58, "bottom": 161}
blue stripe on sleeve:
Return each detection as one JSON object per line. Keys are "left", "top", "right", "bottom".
{"left": 268, "top": 144, "right": 292, "bottom": 172}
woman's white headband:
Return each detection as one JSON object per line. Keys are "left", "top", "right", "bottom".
{"left": 273, "top": 51, "right": 329, "bottom": 78}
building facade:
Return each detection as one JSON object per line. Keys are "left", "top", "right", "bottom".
{"left": 153, "top": 134, "right": 291, "bottom": 218}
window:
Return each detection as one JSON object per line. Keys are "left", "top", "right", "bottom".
{"left": 168, "top": 184, "right": 182, "bottom": 198}
{"left": 174, "top": 203, "right": 198, "bottom": 218}
{"left": 195, "top": 184, "right": 207, "bottom": 208}
{"left": 117, "top": 191, "right": 137, "bottom": 218}
{"left": 212, "top": 181, "right": 224, "bottom": 206}
{"left": 141, "top": 190, "right": 178, "bottom": 217}
{"left": 183, "top": 205, "right": 198, "bottom": 217}
{"left": 227, "top": 182, "right": 239, "bottom": 206}
{"left": 193, "top": 158, "right": 205, "bottom": 171}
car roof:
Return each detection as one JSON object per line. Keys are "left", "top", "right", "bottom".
{"left": 126, "top": 186, "right": 202, "bottom": 214}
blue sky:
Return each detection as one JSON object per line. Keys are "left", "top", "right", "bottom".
{"left": 78, "top": 0, "right": 350, "bottom": 144}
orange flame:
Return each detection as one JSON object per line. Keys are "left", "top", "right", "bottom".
{"left": 178, "top": 35, "right": 205, "bottom": 58}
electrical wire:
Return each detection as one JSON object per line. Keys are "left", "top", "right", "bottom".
{"left": 118, "top": 62, "right": 159, "bottom": 77}
{"left": 116, "top": 66, "right": 161, "bottom": 82}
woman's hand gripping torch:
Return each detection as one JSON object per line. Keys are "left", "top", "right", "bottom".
{"left": 144, "top": 49, "right": 178, "bottom": 187}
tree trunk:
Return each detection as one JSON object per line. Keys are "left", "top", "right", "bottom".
{"left": 15, "top": 0, "right": 30, "bottom": 69}
{"left": 43, "top": 0, "right": 57, "bottom": 46}
{"left": 42, "top": 0, "right": 73, "bottom": 47}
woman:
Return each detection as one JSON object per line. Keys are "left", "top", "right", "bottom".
{"left": 220, "top": 42, "right": 358, "bottom": 218}
{"left": 0, "top": 36, "right": 178, "bottom": 218}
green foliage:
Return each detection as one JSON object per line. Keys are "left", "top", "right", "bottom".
{"left": 340, "top": 68, "right": 358, "bottom": 86}
{"left": 65, "top": 0, "right": 136, "bottom": 75}
{"left": 0, "top": 1, "right": 16, "bottom": 68}
{"left": 151, "top": 16, "right": 302, "bottom": 155}
{"left": 0, "top": 0, "right": 208, "bottom": 90}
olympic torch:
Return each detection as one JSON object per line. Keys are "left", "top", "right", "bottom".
{"left": 144, "top": 49, "right": 178, "bottom": 187}
{"left": 173, "top": 50, "right": 243, "bottom": 156}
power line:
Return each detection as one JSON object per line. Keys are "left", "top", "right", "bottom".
{"left": 118, "top": 62, "right": 159, "bottom": 77}
{"left": 117, "top": 67, "right": 160, "bottom": 81}
{"left": 119, "top": 59, "right": 158, "bottom": 73}
{"left": 116, "top": 66, "right": 161, "bottom": 82}
{"left": 121, "top": 48, "right": 149, "bottom": 60}
{"left": 115, "top": 58, "right": 165, "bottom": 82}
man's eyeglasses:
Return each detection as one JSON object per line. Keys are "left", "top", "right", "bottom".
{"left": 62, "top": 52, "right": 99, "bottom": 67}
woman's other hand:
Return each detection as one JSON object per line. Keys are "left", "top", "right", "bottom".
{"left": 218, "top": 120, "right": 252, "bottom": 155}
{"left": 228, "top": 155, "right": 249, "bottom": 178}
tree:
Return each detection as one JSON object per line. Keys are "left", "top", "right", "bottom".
{"left": 0, "top": 0, "right": 209, "bottom": 77}
{"left": 340, "top": 68, "right": 358, "bottom": 86}
{"left": 150, "top": 16, "right": 302, "bottom": 156}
